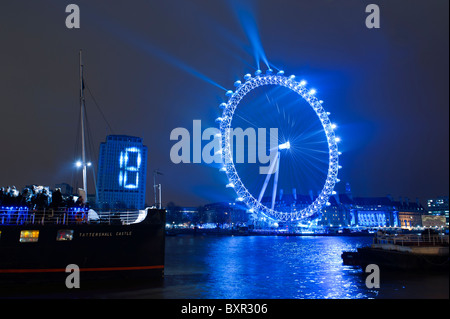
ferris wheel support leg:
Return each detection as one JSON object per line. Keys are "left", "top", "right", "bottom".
{"left": 271, "top": 152, "right": 280, "bottom": 210}
{"left": 257, "top": 151, "right": 279, "bottom": 203}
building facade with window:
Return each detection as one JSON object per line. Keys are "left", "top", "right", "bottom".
{"left": 392, "top": 198, "right": 425, "bottom": 229}
{"left": 427, "top": 196, "right": 449, "bottom": 226}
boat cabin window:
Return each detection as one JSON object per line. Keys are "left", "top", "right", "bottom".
{"left": 56, "top": 229, "right": 74, "bottom": 241}
{"left": 20, "top": 230, "right": 39, "bottom": 243}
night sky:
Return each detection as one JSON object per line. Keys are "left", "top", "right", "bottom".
{"left": 0, "top": 0, "right": 448, "bottom": 207}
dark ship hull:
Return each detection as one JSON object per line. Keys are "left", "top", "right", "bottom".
{"left": 342, "top": 232, "right": 449, "bottom": 271}
{"left": 0, "top": 208, "right": 165, "bottom": 287}
{"left": 342, "top": 247, "right": 449, "bottom": 271}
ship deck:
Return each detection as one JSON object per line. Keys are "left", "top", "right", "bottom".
{"left": 1, "top": 206, "right": 147, "bottom": 226}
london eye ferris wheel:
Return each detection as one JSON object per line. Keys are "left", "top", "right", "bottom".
{"left": 216, "top": 68, "right": 341, "bottom": 223}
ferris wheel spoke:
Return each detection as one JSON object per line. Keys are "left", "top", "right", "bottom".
{"left": 271, "top": 152, "right": 281, "bottom": 210}
{"left": 257, "top": 151, "right": 279, "bottom": 203}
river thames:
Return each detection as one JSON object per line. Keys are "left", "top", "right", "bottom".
{"left": 6, "top": 234, "right": 448, "bottom": 299}
{"left": 102, "top": 234, "right": 448, "bottom": 299}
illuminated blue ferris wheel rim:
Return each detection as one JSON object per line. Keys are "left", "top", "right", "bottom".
{"left": 218, "top": 71, "right": 340, "bottom": 222}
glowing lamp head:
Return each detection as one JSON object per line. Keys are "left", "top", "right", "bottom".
{"left": 278, "top": 141, "right": 291, "bottom": 150}
{"left": 75, "top": 161, "right": 82, "bottom": 168}
{"left": 299, "top": 80, "right": 307, "bottom": 86}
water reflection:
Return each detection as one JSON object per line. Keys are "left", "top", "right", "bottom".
{"left": 201, "top": 236, "right": 375, "bottom": 299}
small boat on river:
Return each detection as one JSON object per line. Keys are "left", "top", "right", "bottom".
{"left": 341, "top": 230, "right": 449, "bottom": 271}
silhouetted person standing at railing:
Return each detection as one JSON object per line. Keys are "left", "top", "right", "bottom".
{"left": 35, "top": 191, "right": 49, "bottom": 210}
{"left": 51, "top": 188, "right": 63, "bottom": 208}
{"left": 0, "top": 187, "right": 5, "bottom": 205}
{"left": 75, "top": 196, "right": 84, "bottom": 207}
{"left": 20, "top": 188, "right": 32, "bottom": 207}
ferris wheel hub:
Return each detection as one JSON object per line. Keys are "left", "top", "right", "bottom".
{"left": 278, "top": 141, "right": 291, "bottom": 150}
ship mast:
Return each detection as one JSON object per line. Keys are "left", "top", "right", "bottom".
{"left": 79, "top": 50, "right": 88, "bottom": 201}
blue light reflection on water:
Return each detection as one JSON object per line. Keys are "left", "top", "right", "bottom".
{"left": 164, "top": 235, "right": 376, "bottom": 299}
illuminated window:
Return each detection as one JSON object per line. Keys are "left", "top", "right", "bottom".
{"left": 20, "top": 230, "right": 39, "bottom": 243}
{"left": 56, "top": 229, "right": 74, "bottom": 241}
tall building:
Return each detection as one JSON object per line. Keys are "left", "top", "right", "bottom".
{"left": 96, "top": 135, "right": 147, "bottom": 210}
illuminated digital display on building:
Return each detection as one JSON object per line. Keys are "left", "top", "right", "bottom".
{"left": 97, "top": 135, "right": 147, "bottom": 210}
{"left": 118, "top": 147, "right": 142, "bottom": 189}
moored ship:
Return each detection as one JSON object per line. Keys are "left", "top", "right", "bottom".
{"left": 0, "top": 205, "right": 165, "bottom": 285}
{"left": 341, "top": 230, "right": 449, "bottom": 271}
{"left": 0, "top": 51, "right": 166, "bottom": 289}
